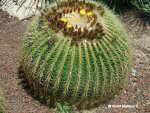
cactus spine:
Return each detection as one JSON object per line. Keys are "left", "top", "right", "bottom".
{"left": 21, "top": 0, "right": 131, "bottom": 108}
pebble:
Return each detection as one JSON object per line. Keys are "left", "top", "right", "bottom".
{"left": 131, "top": 68, "right": 137, "bottom": 77}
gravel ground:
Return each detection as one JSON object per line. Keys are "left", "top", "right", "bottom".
{"left": 0, "top": 8, "right": 150, "bottom": 113}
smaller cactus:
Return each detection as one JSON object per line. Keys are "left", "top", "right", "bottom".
{"left": 131, "top": 0, "right": 150, "bottom": 13}
{"left": 98, "top": 0, "right": 130, "bottom": 11}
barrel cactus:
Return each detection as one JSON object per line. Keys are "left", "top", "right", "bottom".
{"left": 20, "top": 0, "right": 131, "bottom": 109}
{"left": 98, "top": 0, "right": 150, "bottom": 13}
{"left": 131, "top": 0, "right": 150, "bottom": 13}
{"left": 97, "top": 0, "right": 131, "bottom": 11}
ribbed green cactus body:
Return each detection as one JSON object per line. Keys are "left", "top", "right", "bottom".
{"left": 21, "top": 0, "right": 131, "bottom": 107}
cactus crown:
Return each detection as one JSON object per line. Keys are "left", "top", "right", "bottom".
{"left": 42, "top": 0, "right": 105, "bottom": 42}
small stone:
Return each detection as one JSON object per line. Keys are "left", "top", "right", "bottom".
{"left": 131, "top": 68, "right": 137, "bottom": 77}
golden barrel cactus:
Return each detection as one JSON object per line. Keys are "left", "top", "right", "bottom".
{"left": 20, "top": 0, "right": 131, "bottom": 108}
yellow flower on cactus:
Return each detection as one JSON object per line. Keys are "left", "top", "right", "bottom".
{"left": 60, "top": 17, "right": 68, "bottom": 23}
{"left": 87, "top": 11, "right": 93, "bottom": 16}
{"left": 80, "top": 9, "right": 86, "bottom": 16}
{"left": 66, "top": 23, "right": 73, "bottom": 28}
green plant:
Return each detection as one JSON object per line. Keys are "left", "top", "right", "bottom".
{"left": 20, "top": 0, "right": 131, "bottom": 109}
{"left": 98, "top": 0, "right": 131, "bottom": 11}
{"left": 56, "top": 102, "right": 74, "bottom": 113}
{"left": 0, "top": 88, "right": 5, "bottom": 113}
{"left": 131, "top": 0, "right": 150, "bottom": 12}
{"left": 95, "top": 0, "right": 150, "bottom": 13}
